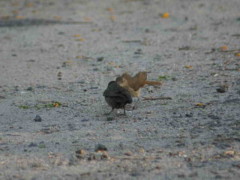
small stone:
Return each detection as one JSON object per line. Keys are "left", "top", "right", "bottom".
{"left": 36, "top": 85, "right": 46, "bottom": 89}
{"left": 58, "top": 31, "right": 65, "bottom": 35}
{"left": 208, "top": 114, "right": 220, "bottom": 120}
{"left": 34, "top": 115, "right": 42, "bottom": 122}
{"left": 134, "top": 49, "right": 143, "bottom": 55}
{"left": 216, "top": 85, "right": 228, "bottom": 93}
{"left": 188, "top": 172, "right": 198, "bottom": 177}
{"left": 26, "top": 87, "right": 33, "bottom": 91}
{"left": 124, "top": 151, "right": 133, "bottom": 156}
{"left": 97, "top": 57, "right": 104, "bottom": 62}
{"left": 28, "top": 142, "right": 38, "bottom": 147}
{"left": 0, "top": 95, "right": 5, "bottom": 99}
{"left": 185, "top": 113, "right": 193, "bottom": 117}
{"left": 177, "top": 174, "right": 186, "bottom": 178}
{"left": 172, "top": 77, "right": 177, "bottom": 81}
{"left": 107, "top": 116, "right": 114, "bottom": 121}
{"left": 95, "top": 144, "right": 107, "bottom": 152}
{"left": 131, "top": 171, "right": 141, "bottom": 177}
{"left": 145, "top": 28, "right": 150, "bottom": 33}
{"left": 57, "top": 72, "right": 62, "bottom": 76}
{"left": 27, "top": 59, "right": 35, "bottom": 62}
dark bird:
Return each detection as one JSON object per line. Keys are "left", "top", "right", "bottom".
{"left": 103, "top": 81, "right": 132, "bottom": 115}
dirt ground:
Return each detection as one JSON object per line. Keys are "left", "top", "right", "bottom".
{"left": 0, "top": 0, "right": 240, "bottom": 179}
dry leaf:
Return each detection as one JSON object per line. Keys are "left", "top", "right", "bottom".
{"left": 76, "top": 55, "right": 82, "bottom": 59}
{"left": 219, "top": 45, "right": 228, "bottom": 51}
{"left": 106, "top": 8, "right": 113, "bottom": 12}
{"left": 195, "top": 103, "right": 205, "bottom": 107}
{"left": 76, "top": 56, "right": 93, "bottom": 60}
{"left": 108, "top": 62, "right": 120, "bottom": 67}
{"left": 75, "top": 38, "right": 85, "bottom": 42}
{"left": 184, "top": 65, "right": 193, "bottom": 69}
{"left": 110, "top": 15, "right": 116, "bottom": 21}
{"left": 84, "top": 17, "right": 92, "bottom": 22}
{"left": 53, "top": 16, "right": 62, "bottom": 20}
{"left": 53, "top": 102, "right": 60, "bottom": 107}
{"left": 73, "top": 34, "right": 81, "bottom": 37}
{"left": 224, "top": 150, "right": 235, "bottom": 155}
{"left": 235, "top": 53, "right": 240, "bottom": 57}
{"left": 15, "top": 16, "right": 25, "bottom": 19}
{"left": 161, "top": 12, "right": 169, "bottom": 18}
{"left": 76, "top": 149, "right": 87, "bottom": 155}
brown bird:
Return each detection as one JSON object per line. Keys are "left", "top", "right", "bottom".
{"left": 103, "top": 81, "right": 132, "bottom": 115}
{"left": 116, "top": 72, "right": 162, "bottom": 98}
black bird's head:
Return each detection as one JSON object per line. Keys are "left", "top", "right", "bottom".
{"left": 107, "top": 81, "right": 116, "bottom": 87}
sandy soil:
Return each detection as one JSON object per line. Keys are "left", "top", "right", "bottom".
{"left": 0, "top": 0, "right": 240, "bottom": 179}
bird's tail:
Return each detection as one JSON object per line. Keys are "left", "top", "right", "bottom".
{"left": 145, "top": 80, "right": 162, "bottom": 86}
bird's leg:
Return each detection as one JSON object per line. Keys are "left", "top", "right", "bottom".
{"left": 123, "top": 107, "right": 126, "bottom": 115}
{"left": 133, "top": 97, "right": 140, "bottom": 110}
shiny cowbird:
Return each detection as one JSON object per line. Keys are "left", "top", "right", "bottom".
{"left": 103, "top": 81, "right": 132, "bottom": 115}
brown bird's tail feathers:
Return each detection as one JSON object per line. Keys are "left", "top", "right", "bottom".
{"left": 145, "top": 80, "right": 162, "bottom": 86}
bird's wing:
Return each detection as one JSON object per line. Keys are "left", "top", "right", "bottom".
{"left": 132, "top": 72, "right": 147, "bottom": 90}
{"left": 118, "top": 88, "right": 132, "bottom": 103}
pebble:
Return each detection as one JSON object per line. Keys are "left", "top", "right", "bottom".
{"left": 28, "top": 142, "right": 38, "bottom": 147}
{"left": 134, "top": 49, "right": 143, "bottom": 55}
{"left": 124, "top": 151, "right": 132, "bottom": 156}
{"left": 97, "top": 57, "right": 104, "bottom": 62}
{"left": 216, "top": 86, "right": 228, "bottom": 93}
{"left": 95, "top": 144, "right": 107, "bottom": 152}
{"left": 107, "top": 116, "right": 114, "bottom": 121}
{"left": 26, "top": 87, "right": 33, "bottom": 91}
{"left": 185, "top": 113, "right": 193, "bottom": 117}
{"left": 34, "top": 115, "right": 42, "bottom": 122}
